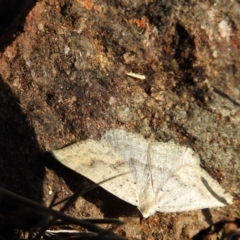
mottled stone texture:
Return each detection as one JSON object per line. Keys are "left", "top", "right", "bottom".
{"left": 0, "top": 0, "right": 239, "bottom": 239}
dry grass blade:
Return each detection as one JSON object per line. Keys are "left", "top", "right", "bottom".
{"left": 35, "top": 172, "right": 129, "bottom": 239}
{"left": 0, "top": 187, "right": 126, "bottom": 240}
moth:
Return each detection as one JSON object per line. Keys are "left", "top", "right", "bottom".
{"left": 52, "top": 129, "right": 233, "bottom": 218}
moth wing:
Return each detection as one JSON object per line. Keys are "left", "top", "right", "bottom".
{"left": 103, "top": 130, "right": 200, "bottom": 192}
{"left": 52, "top": 139, "right": 139, "bottom": 207}
{"left": 102, "top": 130, "right": 151, "bottom": 192}
{"left": 101, "top": 129, "right": 149, "bottom": 164}
{"left": 154, "top": 165, "right": 233, "bottom": 213}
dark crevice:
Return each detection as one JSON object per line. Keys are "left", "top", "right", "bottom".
{"left": 172, "top": 23, "right": 196, "bottom": 85}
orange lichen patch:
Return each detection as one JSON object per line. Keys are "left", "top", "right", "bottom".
{"left": 94, "top": 4, "right": 101, "bottom": 12}
{"left": 55, "top": 5, "right": 61, "bottom": 13}
{"left": 231, "top": 34, "right": 240, "bottom": 48}
{"left": 163, "top": 45, "right": 171, "bottom": 53}
{"left": 77, "top": 0, "right": 93, "bottom": 10}
{"left": 25, "top": 2, "right": 44, "bottom": 23}
{"left": 129, "top": 17, "right": 147, "bottom": 29}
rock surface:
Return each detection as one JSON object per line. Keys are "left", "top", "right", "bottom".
{"left": 0, "top": 0, "right": 240, "bottom": 239}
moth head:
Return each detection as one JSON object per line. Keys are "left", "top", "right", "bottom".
{"left": 138, "top": 204, "right": 157, "bottom": 218}
{"left": 138, "top": 179, "right": 158, "bottom": 218}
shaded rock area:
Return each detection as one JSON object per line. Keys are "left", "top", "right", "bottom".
{"left": 0, "top": 0, "right": 240, "bottom": 239}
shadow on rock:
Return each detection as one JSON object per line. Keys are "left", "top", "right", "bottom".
{"left": 0, "top": 0, "right": 37, "bottom": 51}
{"left": 0, "top": 75, "right": 45, "bottom": 236}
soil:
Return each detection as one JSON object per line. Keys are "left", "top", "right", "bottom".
{"left": 0, "top": 0, "right": 240, "bottom": 239}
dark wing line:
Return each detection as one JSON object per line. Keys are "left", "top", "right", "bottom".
{"left": 201, "top": 176, "right": 230, "bottom": 205}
